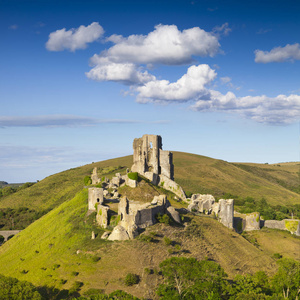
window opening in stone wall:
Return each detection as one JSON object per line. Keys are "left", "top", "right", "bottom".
{"left": 97, "top": 198, "right": 100, "bottom": 203}
{"left": 149, "top": 142, "right": 153, "bottom": 149}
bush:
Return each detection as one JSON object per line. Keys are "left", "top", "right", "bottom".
{"left": 124, "top": 273, "right": 140, "bottom": 286}
{"left": 139, "top": 234, "right": 154, "bottom": 243}
{"left": 144, "top": 268, "right": 153, "bottom": 275}
{"left": 127, "top": 172, "right": 138, "bottom": 181}
{"left": 273, "top": 253, "right": 282, "bottom": 259}
{"left": 185, "top": 191, "right": 193, "bottom": 198}
{"left": 83, "top": 288, "right": 105, "bottom": 296}
{"left": 52, "top": 264, "right": 60, "bottom": 270}
{"left": 156, "top": 213, "right": 171, "bottom": 225}
{"left": 163, "top": 236, "right": 172, "bottom": 246}
{"left": 69, "top": 281, "right": 83, "bottom": 294}
{"left": 109, "top": 290, "right": 140, "bottom": 299}
{"left": 84, "top": 176, "right": 92, "bottom": 186}
{"left": 71, "top": 271, "right": 79, "bottom": 276}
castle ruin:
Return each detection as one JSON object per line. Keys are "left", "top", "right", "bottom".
{"left": 131, "top": 134, "right": 174, "bottom": 180}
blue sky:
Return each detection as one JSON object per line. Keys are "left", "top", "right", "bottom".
{"left": 1, "top": 0, "right": 299, "bottom": 182}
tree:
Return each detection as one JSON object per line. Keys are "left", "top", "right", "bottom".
{"left": 229, "top": 271, "right": 271, "bottom": 298}
{"left": 0, "top": 274, "right": 42, "bottom": 300}
{"left": 157, "top": 257, "right": 228, "bottom": 299}
{"left": 272, "top": 258, "right": 300, "bottom": 299}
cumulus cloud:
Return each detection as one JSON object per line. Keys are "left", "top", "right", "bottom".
{"left": 86, "top": 62, "right": 156, "bottom": 85}
{"left": 191, "top": 91, "right": 300, "bottom": 124}
{"left": 46, "top": 22, "right": 104, "bottom": 51}
{"left": 86, "top": 24, "right": 220, "bottom": 85}
{"left": 135, "top": 64, "right": 216, "bottom": 102}
{"left": 90, "top": 24, "right": 220, "bottom": 66}
{"left": 129, "top": 63, "right": 300, "bottom": 125}
{"left": 0, "top": 115, "right": 168, "bottom": 128}
{"left": 255, "top": 43, "right": 300, "bottom": 63}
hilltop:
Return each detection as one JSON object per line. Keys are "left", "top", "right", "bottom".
{"left": 0, "top": 152, "right": 299, "bottom": 214}
{"left": 0, "top": 146, "right": 299, "bottom": 299}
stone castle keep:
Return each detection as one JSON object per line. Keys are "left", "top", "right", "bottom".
{"left": 131, "top": 134, "right": 174, "bottom": 180}
{"left": 87, "top": 134, "right": 300, "bottom": 240}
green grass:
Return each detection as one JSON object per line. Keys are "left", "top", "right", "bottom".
{"left": 0, "top": 189, "right": 108, "bottom": 290}
{"left": 0, "top": 152, "right": 298, "bottom": 219}
{"left": 172, "top": 152, "right": 299, "bottom": 205}
{"left": 0, "top": 190, "right": 299, "bottom": 298}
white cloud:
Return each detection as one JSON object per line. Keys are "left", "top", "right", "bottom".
{"left": 90, "top": 24, "right": 220, "bottom": 66}
{"left": 255, "top": 43, "right": 300, "bottom": 63}
{"left": 135, "top": 64, "right": 216, "bottom": 103}
{"left": 192, "top": 91, "right": 300, "bottom": 124}
{"left": 46, "top": 22, "right": 104, "bottom": 52}
{"left": 86, "top": 62, "right": 155, "bottom": 85}
{"left": 212, "top": 23, "right": 232, "bottom": 37}
{"left": 86, "top": 24, "right": 220, "bottom": 85}
{"left": 127, "top": 63, "right": 300, "bottom": 125}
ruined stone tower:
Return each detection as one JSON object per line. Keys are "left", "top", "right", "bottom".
{"left": 131, "top": 134, "right": 174, "bottom": 180}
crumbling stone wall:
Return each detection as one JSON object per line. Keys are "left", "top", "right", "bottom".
{"left": 244, "top": 212, "right": 260, "bottom": 231}
{"left": 88, "top": 187, "right": 103, "bottom": 211}
{"left": 264, "top": 219, "right": 300, "bottom": 236}
{"left": 216, "top": 199, "right": 234, "bottom": 229}
{"left": 91, "top": 167, "right": 101, "bottom": 185}
{"left": 96, "top": 205, "right": 109, "bottom": 228}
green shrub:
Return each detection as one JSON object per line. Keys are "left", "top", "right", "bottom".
{"left": 163, "top": 236, "right": 172, "bottom": 246}
{"left": 273, "top": 253, "right": 282, "bottom": 259}
{"left": 109, "top": 290, "right": 140, "bottom": 299}
{"left": 185, "top": 191, "right": 193, "bottom": 198}
{"left": 168, "top": 248, "right": 174, "bottom": 255}
{"left": 144, "top": 267, "right": 153, "bottom": 275}
{"left": 156, "top": 213, "right": 171, "bottom": 225}
{"left": 139, "top": 234, "right": 154, "bottom": 243}
{"left": 69, "top": 281, "right": 83, "bottom": 294}
{"left": 71, "top": 271, "right": 79, "bottom": 276}
{"left": 52, "top": 264, "right": 60, "bottom": 270}
{"left": 83, "top": 288, "right": 105, "bottom": 296}
{"left": 124, "top": 273, "right": 140, "bottom": 286}
{"left": 59, "top": 279, "right": 67, "bottom": 285}
{"left": 174, "top": 244, "right": 181, "bottom": 251}
{"left": 84, "top": 176, "right": 92, "bottom": 186}
{"left": 127, "top": 172, "right": 138, "bottom": 181}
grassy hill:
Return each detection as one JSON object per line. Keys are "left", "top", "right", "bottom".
{"left": 0, "top": 152, "right": 299, "bottom": 218}
{"left": 173, "top": 152, "right": 299, "bottom": 204}
{"left": 0, "top": 187, "right": 299, "bottom": 299}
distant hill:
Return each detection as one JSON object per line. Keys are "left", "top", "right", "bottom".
{"left": 0, "top": 152, "right": 299, "bottom": 214}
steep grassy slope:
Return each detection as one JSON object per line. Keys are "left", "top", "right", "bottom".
{"left": 1, "top": 188, "right": 298, "bottom": 299}
{"left": 0, "top": 153, "right": 298, "bottom": 216}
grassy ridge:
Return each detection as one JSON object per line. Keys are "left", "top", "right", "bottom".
{"left": 1, "top": 187, "right": 299, "bottom": 298}
{"left": 0, "top": 153, "right": 299, "bottom": 216}
{"left": 172, "top": 152, "right": 299, "bottom": 205}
